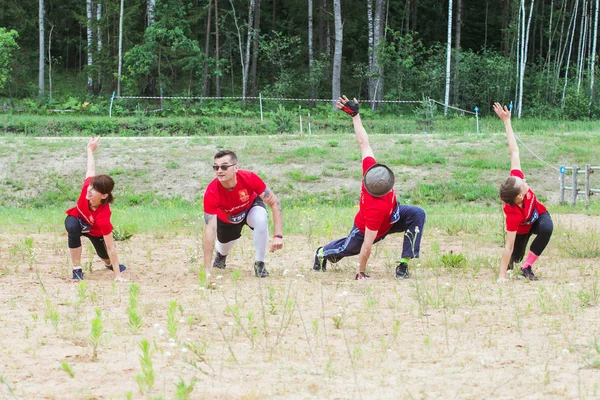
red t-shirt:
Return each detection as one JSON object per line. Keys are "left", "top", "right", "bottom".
{"left": 503, "top": 169, "right": 547, "bottom": 234}
{"left": 354, "top": 157, "right": 397, "bottom": 240}
{"left": 203, "top": 170, "right": 267, "bottom": 224}
{"left": 66, "top": 177, "right": 113, "bottom": 237}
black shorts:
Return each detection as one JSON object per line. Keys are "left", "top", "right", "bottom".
{"left": 64, "top": 216, "right": 109, "bottom": 259}
{"left": 217, "top": 197, "right": 266, "bottom": 243}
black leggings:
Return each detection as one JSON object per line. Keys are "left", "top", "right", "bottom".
{"left": 65, "top": 216, "right": 109, "bottom": 260}
{"left": 511, "top": 211, "right": 553, "bottom": 264}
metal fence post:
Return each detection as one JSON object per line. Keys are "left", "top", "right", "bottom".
{"left": 585, "top": 164, "right": 591, "bottom": 208}
{"left": 259, "top": 92, "right": 263, "bottom": 122}
{"left": 559, "top": 166, "right": 566, "bottom": 204}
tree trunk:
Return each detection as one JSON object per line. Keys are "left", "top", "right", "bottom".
{"left": 39, "top": 0, "right": 45, "bottom": 95}
{"left": 590, "top": 0, "right": 599, "bottom": 108}
{"left": 452, "top": 0, "right": 462, "bottom": 106}
{"left": 48, "top": 24, "right": 54, "bottom": 102}
{"left": 367, "top": 0, "right": 374, "bottom": 104}
{"left": 148, "top": 0, "right": 155, "bottom": 26}
{"left": 332, "top": 0, "right": 342, "bottom": 109}
{"left": 371, "top": 0, "right": 384, "bottom": 110}
{"left": 215, "top": 0, "right": 221, "bottom": 98}
{"left": 562, "top": 0, "right": 580, "bottom": 107}
{"left": 96, "top": 1, "right": 102, "bottom": 93}
{"left": 308, "top": 0, "right": 314, "bottom": 105}
{"left": 117, "top": 0, "right": 124, "bottom": 96}
{"left": 444, "top": 0, "right": 452, "bottom": 115}
{"left": 250, "top": 0, "right": 261, "bottom": 97}
{"left": 576, "top": 0, "right": 589, "bottom": 92}
{"left": 517, "top": 0, "right": 535, "bottom": 118}
{"left": 242, "top": 0, "right": 255, "bottom": 106}
{"left": 202, "top": 0, "right": 213, "bottom": 97}
{"left": 86, "top": 0, "right": 94, "bottom": 93}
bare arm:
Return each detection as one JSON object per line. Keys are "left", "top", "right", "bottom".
{"left": 358, "top": 228, "right": 378, "bottom": 273}
{"left": 493, "top": 102, "right": 521, "bottom": 171}
{"left": 336, "top": 96, "right": 374, "bottom": 160}
{"left": 260, "top": 187, "right": 283, "bottom": 252}
{"left": 203, "top": 213, "right": 217, "bottom": 274}
{"left": 102, "top": 233, "right": 123, "bottom": 281}
{"left": 86, "top": 137, "right": 100, "bottom": 178}
{"left": 498, "top": 230, "right": 517, "bottom": 282}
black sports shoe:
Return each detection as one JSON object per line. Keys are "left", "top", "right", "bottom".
{"left": 521, "top": 266, "right": 539, "bottom": 281}
{"left": 213, "top": 252, "right": 227, "bottom": 269}
{"left": 395, "top": 262, "right": 410, "bottom": 279}
{"left": 355, "top": 272, "right": 371, "bottom": 280}
{"left": 72, "top": 268, "right": 84, "bottom": 281}
{"left": 313, "top": 247, "right": 327, "bottom": 271}
{"left": 254, "top": 261, "right": 269, "bottom": 278}
{"left": 105, "top": 263, "right": 127, "bottom": 272}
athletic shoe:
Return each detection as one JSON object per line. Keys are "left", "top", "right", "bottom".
{"left": 213, "top": 252, "right": 227, "bottom": 269}
{"left": 355, "top": 272, "right": 371, "bottom": 280}
{"left": 105, "top": 263, "right": 127, "bottom": 272}
{"left": 521, "top": 266, "right": 539, "bottom": 281}
{"left": 254, "top": 261, "right": 269, "bottom": 278}
{"left": 72, "top": 269, "right": 84, "bottom": 281}
{"left": 313, "top": 247, "right": 327, "bottom": 271}
{"left": 395, "top": 262, "right": 410, "bottom": 279}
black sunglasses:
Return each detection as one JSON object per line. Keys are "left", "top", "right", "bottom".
{"left": 213, "top": 164, "right": 237, "bottom": 171}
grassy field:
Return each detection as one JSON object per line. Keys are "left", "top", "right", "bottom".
{"left": 1, "top": 128, "right": 600, "bottom": 399}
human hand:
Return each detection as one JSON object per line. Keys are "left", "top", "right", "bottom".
{"left": 88, "top": 136, "right": 100, "bottom": 151}
{"left": 496, "top": 276, "right": 509, "bottom": 283}
{"left": 270, "top": 236, "right": 283, "bottom": 252}
{"left": 492, "top": 102, "right": 511, "bottom": 122}
{"left": 336, "top": 95, "right": 359, "bottom": 117}
{"left": 114, "top": 275, "right": 128, "bottom": 282}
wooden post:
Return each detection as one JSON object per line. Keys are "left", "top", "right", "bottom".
{"left": 585, "top": 164, "right": 591, "bottom": 209}
{"left": 572, "top": 165, "right": 578, "bottom": 205}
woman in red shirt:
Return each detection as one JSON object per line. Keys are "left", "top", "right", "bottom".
{"left": 65, "top": 137, "right": 126, "bottom": 281}
{"left": 494, "top": 102, "right": 553, "bottom": 282}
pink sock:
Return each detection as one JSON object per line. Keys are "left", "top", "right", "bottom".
{"left": 522, "top": 252, "right": 539, "bottom": 269}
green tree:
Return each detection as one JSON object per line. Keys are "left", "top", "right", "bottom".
{"left": 0, "top": 28, "right": 19, "bottom": 91}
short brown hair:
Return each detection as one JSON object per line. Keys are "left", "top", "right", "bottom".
{"left": 214, "top": 150, "right": 237, "bottom": 164}
{"left": 91, "top": 175, "right": 115, "bottom": 204}
{"left": 499, "top": 176, "right": 520, "bottom": 206}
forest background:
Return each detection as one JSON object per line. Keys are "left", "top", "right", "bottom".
{"left": 0, "top": 0, "right": 599, "bottom": 120}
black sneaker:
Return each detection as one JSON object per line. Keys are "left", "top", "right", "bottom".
{"left": 105, "top": 263, "right": 127, "bottom": 272}
{"left": 72, "top": 268, "right": 84, "bottom": 281}
{"left": 521, "top": 266, "right": 539, "bottom": 281}
{"left": 213, "top": 252, "right": 227, "bottom": 269}
{"left": 355, "top": 272, "right": 371, "bottom": 280}
{"left": 395, "top": 262, "right": 410, "bottom": 279}
{"left": 254, "top": 261, "right": 269, "bottom": 278}
{"left": 313, "top": 247, "right": 327, "bottom": 271}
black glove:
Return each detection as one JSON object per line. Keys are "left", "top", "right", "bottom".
{"left": 340, "top": 100, "right": 359, "bottom": 117}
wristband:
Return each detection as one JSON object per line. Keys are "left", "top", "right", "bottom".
{"left": 273, "top": 234, "right": 283, "bottom": 239}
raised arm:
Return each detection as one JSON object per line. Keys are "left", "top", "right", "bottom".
{"left": 259, "top": 187, "right": 283, "bottom": 252}
{"left": 86, "top": 137, "right": 100, "bottom": 178}
{"left": 493, "top": 102, "right": 521, "bottom": 171}
{"left": 336, "top": 96, "right": 374, "bottom": 160}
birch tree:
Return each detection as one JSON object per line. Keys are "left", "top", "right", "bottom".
{"left": 215, "top": 0, "right": 221, "bottom": 98}
{"left": 444, "top": 0, "right": 452, "bottom": 115}
{"left": 250, "top": 0, "right": 261, "bottom": 97}
{"left": 332, "top": 0, "right": 342, "bottom": 109}
{"left": 516, "top": 0, "right": 535, "bottom": 118}
{"left": 369, "top": 0, "right": 384, "bottom": 110}
{"left": 39, "top": 0, "right": 44, "bottom": 95}
{"left": 202, "top": 0, "right": 213, "bottom": 97}
{"left": 452, "top": 0, "right": 462, "bottom": 106}
{"left": 86, "top": 0, "right": 94, "bottom": 93}
{"left": 242, "top": 0, "right": 255, "bottom": 104}
{"left": 117, "top": 0, "right": 124, "bottom": 95}
{"left": 562, "top": 0, "right": 580, "bottom": 107}
{"left": 590, "top": 0, "right": 599, "bottom": 107}
{"left": 308, "top": 0, "right": 314, "bottom": 104}
{"left": 148, "top": 0, "right": 155, "bottom": 26}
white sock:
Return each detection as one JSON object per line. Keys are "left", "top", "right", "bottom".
{"left": 247, "top": 206, "right": 269, "bottom": 262}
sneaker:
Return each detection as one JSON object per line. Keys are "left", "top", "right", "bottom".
{"left": 79, "top": 218, "right": 91, "bottom": 234}
{"left": 355, "top": 272, "right": 371, "bottom": 280}
{"left": 521, "top": 266, "right": 539, "bottom": 281}
{"left": 313, "top": 247, "right": 327, "bottom": 271}
{"left": 213, "top": 252, "right": 227, "bottom": 269}
{"left": 105, "top": 263, "right": 127, "bottom": 272}
{"left": 395, "top": 262, "right": 410, "bottom": 279}
{"left": 72, "top": 268, "right": 84, "bottom": 281}
{"left": 254, "top": 261, "right": 269, "bottom": 278}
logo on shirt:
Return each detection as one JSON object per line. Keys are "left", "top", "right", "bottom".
{"left": 238, "top": 189, "right": 250, "bottom": 203}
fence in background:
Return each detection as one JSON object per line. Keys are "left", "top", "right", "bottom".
{"left": 559, "top": 165, "right": 600, "bottom": 207}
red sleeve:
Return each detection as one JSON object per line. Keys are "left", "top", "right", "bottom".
{"left": 203, "top": 181, "right": 219, "bottom": 215}
{"left": 504, "top": 206, "right": 522, "bottom": 231}
{"left": 247, "top": 171, "right": 267, "bottom": 195}
{"left": 510, "top": 169, "right": 524, "bottom": 179}
{"left": 362, "top": 156, "right": 376, "bottom": 175}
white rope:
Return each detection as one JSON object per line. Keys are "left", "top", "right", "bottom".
{"left": 429, "top": 98, "right": 477, "bottom": 115}
{"left": 115, "top": 95, "right": 421, "bottom": 103}
{"left": 514, "top": 134, "right": 561, "bottom": 172}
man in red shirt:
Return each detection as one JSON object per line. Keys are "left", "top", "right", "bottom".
{"left": 313, "top": 96, "right": 426, "bottom": 280}
{"left": 494, "top": 102, "right": 553, "bottom": 282}
{"left": 203, "top": 150, "right": 283, "bottom": 278}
